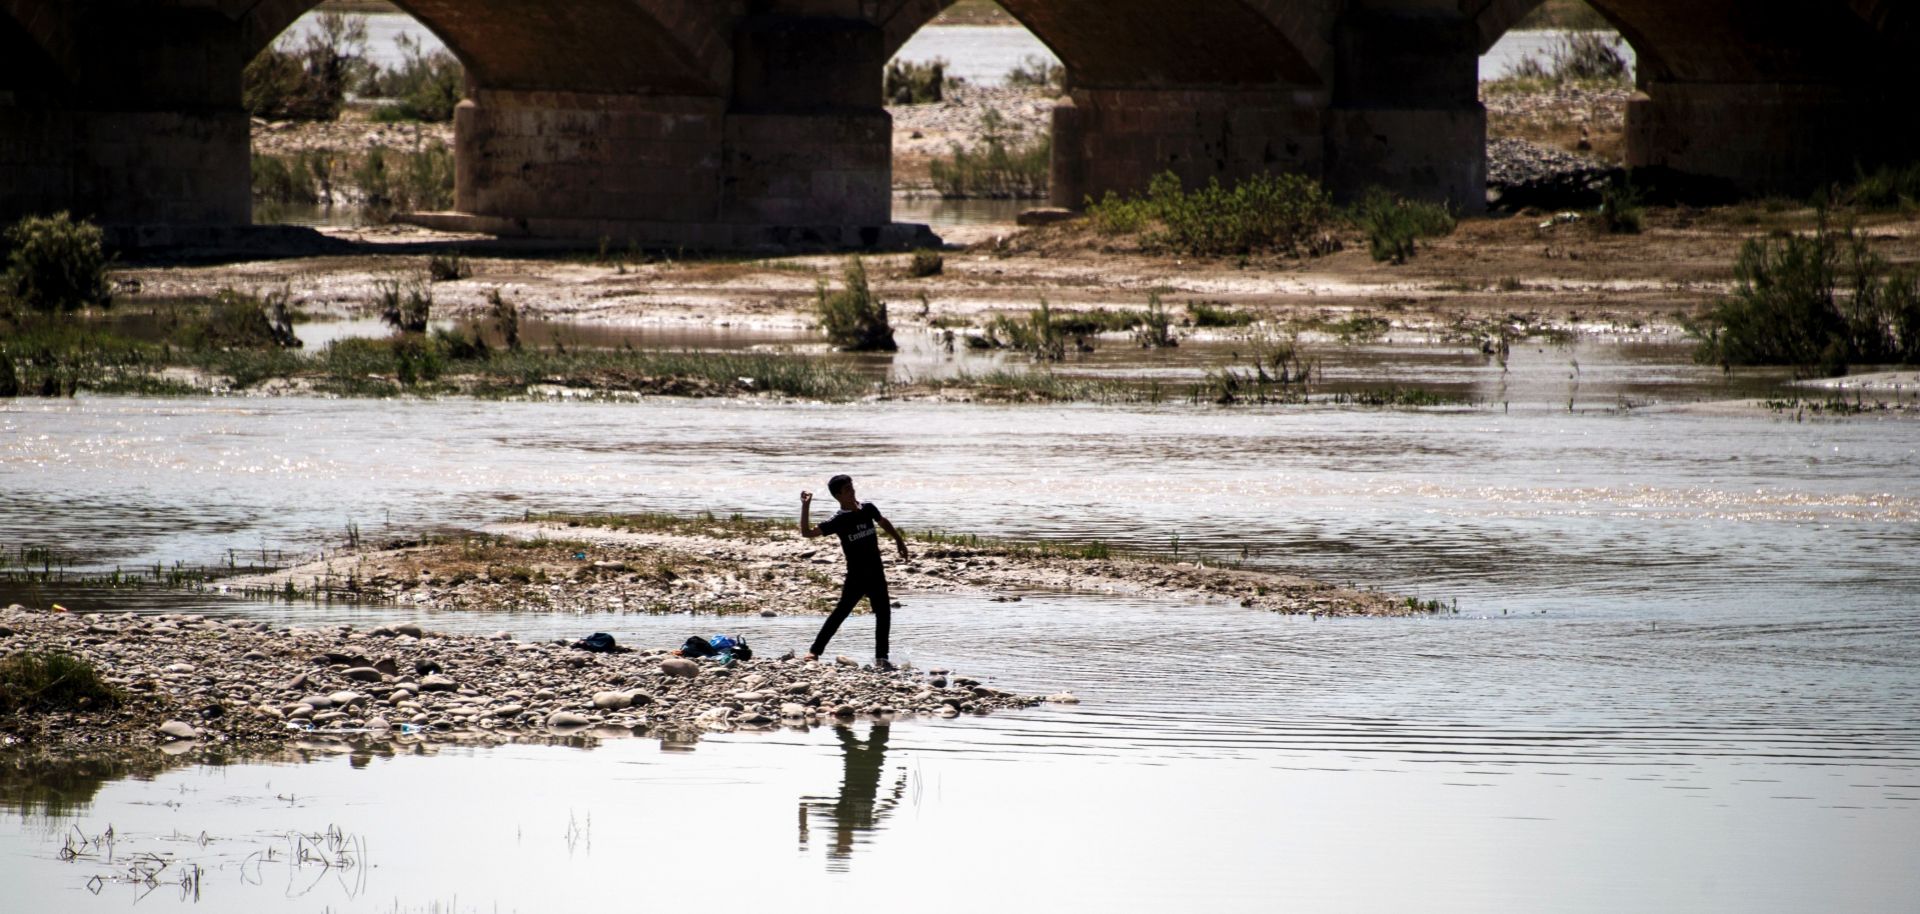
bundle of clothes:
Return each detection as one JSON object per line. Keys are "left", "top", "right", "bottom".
{"left": 570, "top": 632, "right": 753, "bottom": 663}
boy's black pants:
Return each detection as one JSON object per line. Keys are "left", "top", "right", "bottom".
{"left": 810, "top": 572, "right": 890, "bottom": 660}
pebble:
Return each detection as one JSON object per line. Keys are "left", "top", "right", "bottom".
{"left": 660, "top": 658, "right": 699, "bottom": 678}
{"left": 547, "top": 711, "right": 591, "bottom": 728}
{"left": 592, "top": 691, "right": 633, "bottom": 710}
{"left": 419, "top": 674, "right": 457, "bottom": 692}
{"left": 159, "top": 720, "right": 200, "bottom": 740}
{"left": 394, "top": 623, "right": 425, "bottom": 638}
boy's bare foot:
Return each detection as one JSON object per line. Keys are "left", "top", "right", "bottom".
{"left": 876, "top": 659, "right": 897, "bottom": 673}
{"left": 803, "top": 652, "right": 818, "bottom": 663}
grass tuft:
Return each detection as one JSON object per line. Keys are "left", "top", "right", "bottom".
{"left": 816, "top": 257, "right": 897, "bottom": 352}
{"left": 0, "top": 651, "right": 124, "bottom": 715}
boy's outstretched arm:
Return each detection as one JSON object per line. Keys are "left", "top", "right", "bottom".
{"left": 799, "top": 491, "right": 823, "bottom": 538}
{"left": 875, "top": 513, "right": 911, "bottom": 560}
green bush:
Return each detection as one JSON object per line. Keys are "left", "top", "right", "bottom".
{"left": 816, "top": 257, "right": 896, "bottom": 351}
{"left": 362, "top": 34, "right": 464, "bottom": 123}
{"left": 1693, "top": 220, "right": 1920, "bottom": 373}
{"left": 1132, "top": 293, "right": 1177, "bottom": 349}
{"left": 1598, "top": 180, "right": 1645, "bottom": 234}
{"left": 987, "top": 298, "right": 1068, "bottom": 360}
{"left": 354, "top": 145, "right": 455, "bottom": 220}
{"left": 243, "top": 12, "right": 367, "bottom": 121}
{"left": 1005, "top": 55, "right": 1066, "bottom": 92}
{"left": 4, "top": 213, "right": 111, "bottom": 313}
{"left": 427, "top": 251, "right": 470, "bottom": 282}
{"left": 885, "top": 58, "right": 950, "bottom": 105}
{"left": 908, "top": 249, "right": 944, "bottom": 278}
{"left": 930, "top": 111, "right": 1050, "bottom": 199}
{"left": 180, "top": 289, "right": 302, "bottom": 350}
{"left": 488, "top": 288, "right": 521, "bottom": 352}
{"left": 1188, "top": 301, "right": 1257, "bottom": 328}
{"left": 0, "top": 651, "right": 123, "bottom": 715}
{"left": 1087, "top": 171, "right": 1335, "bottom": 257}
{"left": 376, "top": 277, "right": 433, "bottom": 333}
{"left": 1843, "top": 162, "right": 1920, "bottom": 213}
{"left": 1349, "top": 188, "right": 1456, "bottom": 264}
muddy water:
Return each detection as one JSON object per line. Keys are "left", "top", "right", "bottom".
{"left": 4, "top": 373, "right": 1918, "bottom": 911}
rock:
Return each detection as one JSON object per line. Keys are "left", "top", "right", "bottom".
{"left": 341, "top": 667, "right": 383, "bottom": 682}
{"left": 388, "top": 689, "right": 413, "bottom": 704}
{"left": 288, "top": 705, "right": 315, "bottom": 720}
{"left": 300, "top": 694, "right": 335, "bottom": 709}
{"left": 419, "top": 675, "right": 457, "bottom": 692}
{"left": 165, "top": 662, "right": 194, "bottom": 674}
{"left": 660, "top": 658, "right": 699, "bottom": 678}
{"left": 930, "top": 677, "right": 948, "bottom": 688}
{"left": 493, "top": 703, "right": 525, "bottom": 718}
{"left": 1016, "top": 207, "right": 1077, "bottom": 227}
{"left": 394, "top": 623, "right": 425, "bottom": 638}
{"left": 546, "top": 711, "right": 590, "bottom": 728}
{"left": 491, "top": 631, "right": 513, "bottom": 641}
{"left": 1045, "top": 692, "right": 1081, "bottom": 704}
{"left": 313, "top": 711, "right": 347, "bottom": 725}
{"left": 240, "top": 651, "right": 268, "bottom": 661}
{"left": 737, "top": 713, "right": 774, "bottom": 727}
{"left": 159, "top": 720, "right": 200, "bottom": 741}
{"left": 835, "top": 656, "right": 858, "bottom": 667}
{"left": 284, "top": 672, "right": 311, "bottom": 691}
{"left": 758, "top": 609, "right": 777, "bottom": 618}
{"left": 832, "top": 704, "right": 857, "bottom": 718}
{"left": 366, "top": 716, "right": 391, "bottom": 730}
{"left": 779, "top": 702, "right": 808, "bottom": 718}
{"left": 372, "top": 657, "right": 401, "bottom": 676}
{"left": 626, "top": 692, "right": 656, "bottom": 707}
{"left": 414, "top": 659, "right": 442, "bottom": 675}
{"left": 592, "top": 691, "right": 632, "bottom": 710}
{"left": 328, "top": 690, "right": 362, "bottom": 707}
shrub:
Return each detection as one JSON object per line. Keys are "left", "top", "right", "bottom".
{"left": 427, "top": 252, "right": 470, "bottom": 282}
{"left": 1005, "top": 55, "right": 1066, "bottom": 92}
{"left": 816, "top": 257, "right": 896, "bottom": 351}
{"left": 1597, "top": 179, "right": 1645, "bottom": 234}
{"left": 363, "top": 33, "right": 464, "bottom": 123}
{"left": 1350, "top": 188, "right": 1456, "bottom": 264}
{"left": 908, "top": 249, "right": 944, "bottom": 278}
{"left": 1087, "top": 171, "right": 1335, "bottom": 257}
{"left": 1189, "top": 301, "right": 1257, "bottom": 328}
{"left": 1843, "top": 162, "right": 1920, "bottom": 213}
{"left": 987, "top": 298, "right": 1068, "bottom": 360}
{"left": 0, "top": 651, "right": 123, "bottom": 715}
{"left": 354, "top": 145, "right": 455, "bottom": 219}
{"left": 1693, "top": 219, "right": 1920, "bottom": 373}
{"left": 885, "top": 58, "right": 950, "bottom": 105}
{"left": 1198, "top": 332, "right": 1315, "bottom": 404}
{"left": 929, "top": 111, "right": 1050, "bottom": 199}
{"left": 4, "top": 213, "right": 111, "bottom": 313}
{"left": 243, "top": 12, "right": 367, "bottom": 121}
{"left": 1132, "top": 293, "right": 1177, "bottom": 349}
{"left": 488, "top": 288, "right": 521, "bottom": 352}
{"left": 376, "top": 277, "right": 433, "bottom": 333}
{"left": 181, "top": 289, "right": 302, "bottom": 350}
{"left": 0, "top": 349, "right": 17, "bottom": 397}
{"left": 1491, "top": 30, "right": 1631, "bottom": 90}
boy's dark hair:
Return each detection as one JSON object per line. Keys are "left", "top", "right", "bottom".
{"left": 827, "top": 474, "right": 853, "bottom": 498}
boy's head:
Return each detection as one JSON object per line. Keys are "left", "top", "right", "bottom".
{"left": 827, "top": 474, "right": 856, "bottom": 505}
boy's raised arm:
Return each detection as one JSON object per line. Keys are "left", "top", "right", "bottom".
{"left": 800, "top": 490, "right": 822, "bottom": 538}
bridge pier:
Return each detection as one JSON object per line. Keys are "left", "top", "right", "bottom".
{"left": 1049, "top": 88, "right": 1326, "bottom": 209}
{"left": 1325, "top": 8, "right": 1485, "bottom": 211}
{"left": 1626, "top": 82, "right": 1916, "bottom": 195}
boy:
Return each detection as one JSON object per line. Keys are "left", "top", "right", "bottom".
{"left": 800, "top": 474, "right": 910, "bottom": 670}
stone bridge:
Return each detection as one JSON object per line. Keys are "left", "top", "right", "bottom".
{"left": 2, "top": 0, "right": 1914, "bottom": 247}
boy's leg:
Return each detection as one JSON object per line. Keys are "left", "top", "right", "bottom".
{"left": 870, "top": 576, "right": 891, "bottom": 663}
{"left": 810, "top": 577, "right": 863, "bottom": 658}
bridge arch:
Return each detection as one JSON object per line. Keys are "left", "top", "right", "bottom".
{"left": 236, "top": 0, "right": 730, "bottom": 96}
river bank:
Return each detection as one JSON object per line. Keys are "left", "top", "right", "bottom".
{"left": 0, "top": 601, "right": 1054, "bottom": 752}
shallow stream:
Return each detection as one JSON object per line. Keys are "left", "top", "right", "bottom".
{"left": 2, "top": 372, "right": 1917, "bottom": 910}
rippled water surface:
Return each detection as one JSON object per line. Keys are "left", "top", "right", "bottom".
{"left": 3, "top": 387, "right": 1917, "bottom": 912}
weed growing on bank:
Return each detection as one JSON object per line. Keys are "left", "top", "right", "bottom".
{"left": 1597, "top": 179, "right": 1645, "bottom": 234}
{"left": 353, "top": 145, "right": 456, "bottom": 220}
{"left": 908, "top": 249, "right": 945, "bottom": 277}
{"left": 1692, "top": 218, "right": 1920, "bottom": 374}
{"left": 3, "top": 213, "right": 111, "bottom": 313}
{"left": 243, "top": 12, "right": 367, "bottom": 121}
{"left": 930, "top": 111, "right": 1050, "bottom": 199}
{"left": 1486, "top": 31, "right": 1631, "bottom": 93}
{"left": 1349, "top": 188, "right": 1456, "bottom": 263}
{"left": 815, "top": 257, "right": 897, "bottom": 351}
{"left": 376, "top": 277, "right": 434, "bottom": 333}
{"left": 0, "top": 651, "right": 124, "bottom": 716}
{"left": 1842, "top": 162, "right": 1920, "bottom": 213}
{"left": 1187, "top": 302, "right": 1258, "bottom": 328}
{"left": 1005, "top": 55, "right": 1067, "bottom": 92}
{"left": 885, "top": 58, "right": 952, "bottom": 105}
{"left": 1087, "top": 171, "right": 1335, "bottom": 257}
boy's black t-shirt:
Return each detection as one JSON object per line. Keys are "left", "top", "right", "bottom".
{"left": 819, "top": 502, "right": 883, "bottom": 578}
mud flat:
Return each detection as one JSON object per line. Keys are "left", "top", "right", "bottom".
{"left": 0, "top": 603, "right": 1054, "bottom": 753}
{"left": 221, "top": 514, "right": 1420, "bottom": 618}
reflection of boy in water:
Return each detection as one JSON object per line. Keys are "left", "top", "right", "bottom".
{"left": 800, "top": 475, "right": 910, "bottom": 669}
{"left": 799, "top": 724, "right": 898, "bottom": 867}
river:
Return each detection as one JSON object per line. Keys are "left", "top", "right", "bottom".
{"left": 2, "top": 369, "right": 1917, "bottom": 911}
